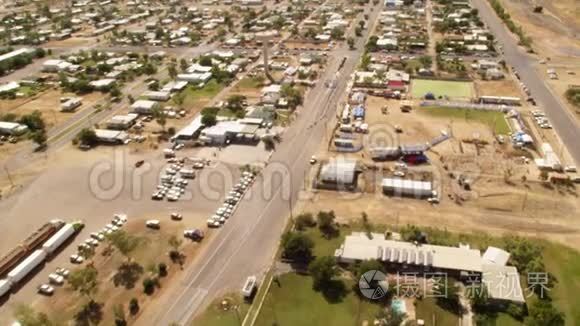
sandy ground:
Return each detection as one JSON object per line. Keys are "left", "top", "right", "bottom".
{"left": 499, "top": 0, "right": 580, "bottom": 58}
{"left": 0, "top": 144, "right": 247, "bottom": 322}
{"left": 0, "top": 89, "right": 106, "bottom": 130}
{"left": 307, "top": 94, "right": 580, "bottom": 251}
{"left": 474, "top": 79, "right": 522, "bottom": 97}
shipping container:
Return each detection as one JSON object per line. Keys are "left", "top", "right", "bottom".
{"left": 7, "top": 250, "right": 47, "bottom": 283}
{"left": 42, "top": 224, "right": 75, "bottom": 255}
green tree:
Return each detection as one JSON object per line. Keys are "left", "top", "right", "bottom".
{"left": 14, "top": 305, "right": 55, "bottom": 326}
{"left": 347, "top": 37, "right": 355, "bottom": 49}
{"left": 68, "top": 265, "right": 99, "bottom": 300}
{"left": 308, "top": 256, "right": 338, "bottom": 288}
{"left": 281, "top": 231, "right": 314, "bottom": 261}
{"left": 330, "top": 27, "right": 344, "bottom": 40}
{"left": 151, "top": 107, "right": 167, "bottom": 132}
{"left": 168, "top": 62, "right": 178, "bottom": 79}
{"left": 76, "top": 128, "right": 98, "bottom": 147}
{"left": 295, "top": 212, "right": 315, "bottom": 231}
{"left": 113, "top": 304, "right": 126, "bottom": 326}
{"left": 317, "top": 210, "right": 337, "bottom": 238}
{"left": 360, "top": 53, "right": 371, "bottom": 70}
{"left": 525, "top": 300, "right": 564, "bottom": 326}
{"left": 29, "top": 130, "right": 47, "bottom": 148}
{"left": 355, "top": 259, "right": 384, "bottom": 279}
{"left": 19, "top": 110, "right": 45, "bottom": 131}
{"left": 201, "top": 113, "right": 217, "bottom": 126}
{"left": 106, "top": 230, "right": 141, "bottom": 261}
{"left": 281, "top": 85, "right": 303, "bottom": 109}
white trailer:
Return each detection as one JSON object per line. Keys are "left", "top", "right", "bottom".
{"left": 7, "top": 250, "right": 47, "bottom": 283}
{"left": 242, "top": 275, "right": 257, "bottom": 299}
{"left": 0, "top": 279, "right": 11, "bottom": 297}
{"left": 60, "top": 97, "right": 82, "bottom": 112}
{"left": 42, "top": 224, "right": 75, "bottom": 255}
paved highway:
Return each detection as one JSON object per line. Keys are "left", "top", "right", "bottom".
{"left": 470, "top": 0, "right": 580, "bottom": 166}
{"left": 146, "top": 4, "right": 383, "bottom": 325}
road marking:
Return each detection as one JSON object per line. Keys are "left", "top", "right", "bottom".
{"left": 176, "top": 287, "right": 208, "bottom": 325}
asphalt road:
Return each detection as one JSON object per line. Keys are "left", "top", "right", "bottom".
{"left": 470, "top": 0, "right": 580, "bottom": 166}
{"left": 149, "top": 4, "right": 383, "bottom": 325}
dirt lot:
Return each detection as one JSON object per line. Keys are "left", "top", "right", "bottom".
{"left": 31, "top": 219, "right": 205, "bottom": 325}
{"left": 499, "top": 0, "right": 580, "bottom": 58}
{"left": 0, "top": 89, "right": 105, "bottom": 130}
{"left": 474, "top": 79, "right": 522, "bottom": 97}
{"left": 0, "top": 145, "right": 243, "bottom": 323}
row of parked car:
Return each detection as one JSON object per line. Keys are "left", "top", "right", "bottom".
{"left": 37, "top": 267, "right": 70, "bottom": 296}
{"left": 71, "top": 214, "right": 127, "bottom": 264}
{"left": 38, "top": 214, "right": 127, "bottom": 296}
{"left": 207, "top": 171, "right": 255, "bottom": 228}
{"left": 531, "top": 110, "right": 552, "bottom": 129}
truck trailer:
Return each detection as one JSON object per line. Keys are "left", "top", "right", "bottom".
{"left": 7, "top": 250, "right": 47, "bottom": 284}
{"left": 42, "top": 224, "right": 75, "bottom": 255}
{"left": 0, "top": 279, "right": 11, "bottom": 297}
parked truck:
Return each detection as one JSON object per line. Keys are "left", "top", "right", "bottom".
{"left": 42, "top": 224, "right": 75, "bottom": 255}
{"left": 23, "top": 221, "right": 64, "bottom": 251}
{"left": 0, "top": 246, "right": 27, "bottom": 278}
{"left": 0, "top": 221, "right": 63, "bottom": 277}
{"left": 0, "top": 279, "right": 11, "bottom": 297}
{"left": 7, "top": 250, "right": 47, "bottom": 284}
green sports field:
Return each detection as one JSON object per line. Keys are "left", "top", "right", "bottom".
{"left": 411, "top": 79, "right": 474, "bottom": 99}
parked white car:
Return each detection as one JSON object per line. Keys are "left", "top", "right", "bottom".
{"left": 146, "top": 220, "right": 161, "bottom": 229}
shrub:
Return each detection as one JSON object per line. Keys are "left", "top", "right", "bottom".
{"left": 142, "top": 278, "right": 156, "bottom": 295}
{"left": 158, "top": 263, "right": 168, "bottom": 277}
{"left": 129, "top": 298, "right": 139, "bottom": 315}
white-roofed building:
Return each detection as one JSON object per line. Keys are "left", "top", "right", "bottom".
{"left": 106, "top": 113, "right": 139, "bottom": 130}
{"left": 0, "top": 81, "right": 20, "bottom": 93}
{"left": 482, "top": 247, "right": 510, "bottom": 266}
{"left": 177, "top": 72, "right": 212, "bottom": 84}
{"left": 95, "top": 129, "right": 129, "bottom": 144}
{"left": 131, "top": 100, "right": 159, "bottom": 114}
{"left": 89, "top": 78, "right": 116, "bottom": 90}
{"left": 335, "top": 232, "right": 526, "bottom": 304}
{"left": 382, "top": 178, "right": 433, "bottom": 198}
{"left": 316, "top": 159, "right": 359, "bottom": 190}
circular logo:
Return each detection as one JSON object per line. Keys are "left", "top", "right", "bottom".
{"left": 359, "top": 270, "right": 388, "bottom": 300}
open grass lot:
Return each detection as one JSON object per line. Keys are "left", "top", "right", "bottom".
{"left": 255, "top": 273, "right": 381, "bottom": 326}
{"left": 236, "top": 76, "right": 263, "bottom": 89}
{"left": 415, "top": 297, "right": 460, "bottom": 326}
{"left": 411, "top": 79, "right": 473, "bottom": 99}
{"left": 419, "top": 106, "right": 511, "bottom": 134}
{"left": 542, "top": 242, "right": 580, "bottom": 326}
{"left": 178, "top": 79, "right": 224, "bottom": 110}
